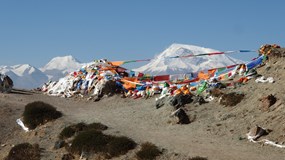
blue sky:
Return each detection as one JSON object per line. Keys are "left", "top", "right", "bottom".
{"left": 0, "top": 0, "right": 284, "bottom": 69}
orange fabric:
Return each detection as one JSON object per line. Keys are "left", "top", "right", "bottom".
{"left": 198, "top": 69, "right": 216, "bottom": 80}
{"left": 208, "top": 69, "right": 217, "bottom": 77}
{"left": 174, "top": 89, "right": 182, "bottom": 95}
{"left": 121, "top": 77, "right": 138, "bottom": 90}
{"left": 109, "top": 69, "right": 117, "bottom": 74}
{"left": 101, "top": 67, "right": 115, "bottom": 71}
{"left": 198, "top": 71, "right": 210, "bottom": 80}
{"left": 181, "top": 85, "right": 191, "bottom": 95}
{"left": 183, "top": 89, "right": 191, "bottom": 95}
{"left": 110, "top": 61, "right": 124, "bottom": 66}
{"left": 181, "top": 85, "right": 187, "bottom": 90}
{"left": 237, "top": 77, "right": 248, "bottom": 83}
{"left": 240, "top": 64, "right": 246, "bottom": 70}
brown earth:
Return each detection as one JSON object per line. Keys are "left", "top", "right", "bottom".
{"left": 1, "top": 56, "right": 285, "bottom": 160}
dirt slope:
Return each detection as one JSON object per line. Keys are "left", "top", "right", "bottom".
{"left": 1, "top": 55, "right": 285, "bottom": 160}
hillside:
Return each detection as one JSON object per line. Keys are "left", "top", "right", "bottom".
{"left": 1, "top": 47, "right": 285, "bottom": 159}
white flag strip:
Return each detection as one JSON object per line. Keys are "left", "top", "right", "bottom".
{"left": 16, "top": 118, "right": 29, "bottom": 132}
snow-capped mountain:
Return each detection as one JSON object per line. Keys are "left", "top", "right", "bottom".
{"left": 0, "top": 64, "right": 48, "bottom": 89}
{"left": 40, "top": 55, "right": 83, "bottom": 81}
{"left": 0, "top": 45, "right": 245, "bottom": 89}
{"left": 134, "top": 43, "right": 243, "bottom": 75}
{"left": 0, "top": 55, "right": 82, "bottom": 89}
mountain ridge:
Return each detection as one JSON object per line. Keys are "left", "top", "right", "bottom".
{"left": 0, "top": 55, "right": 82, "bottom": 89}
{"left": 133, "top": 43, "right": 243, "bottom": 75}
{"left": 0, "top": 44, "right": 244, "bottom": 89}
{"left": 0, "top": 64, "right": 48, "bottom": 89}
{"left": 40, "top": 55, "right": 83, "bottom": 81}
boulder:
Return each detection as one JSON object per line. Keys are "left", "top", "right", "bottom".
{"left": 0, "top": 74, "right": 13, "bottom": 93}
{"left": 218, "top": 92, "right": 244, "bottom": 106}
{"left": 259, "top": 94, "right": 277, "bottom": 112}
{"left": 169, "top": 94, "right": 193, "bottom": 109}
{"left": 171, "top": 108, "right": 190, "bottom": 124}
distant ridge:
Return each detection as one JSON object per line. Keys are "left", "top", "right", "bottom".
{"left": 0, "top": 64, "right": 48, "bottom": 89}
{"left": 0, "top": 44, "right": 244, "bottom": 89}
{"left": 0, "top": 55, "right": 82, "bottom": 89}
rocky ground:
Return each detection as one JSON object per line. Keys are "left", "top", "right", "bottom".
{"left": 1, "top": 54, "right": 285, "bottom": 160}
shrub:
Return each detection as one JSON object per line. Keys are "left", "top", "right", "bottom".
{"left": 59, "top": 126, "right": 76, "bottom": 139}
{"left": 70, "top": 130, "right": 109, "bottom": 154}
{"left": 23, "top": 101, "right": 62, "bottom": 129}
{"left": 73, "top": 122, "right": 88, "bottom": 132}
{"left": 65, "top": 122, "right": 136, "bottom": 158}
{"left": 59, "top": 122, "right": 108, "bottom": 139}
{"left": 60, "top": 122, "right": 87, "bottom": 139}
{"left": 136, "top": 142, "right": 161, "bottom": 160}
{"left": 87, "top": 122, "right": 108, "bottom": 131}
{"left": 70, "top": 130, "right": 136, "bottom": 158}
{"left": 190, "top": 156, "right": 208, "bottom": 160}
{"left": 106, "top": 136, "right": 137, "bottom": 157}
{"left": 5, "top": 143, "right": 40, "bottom": 160}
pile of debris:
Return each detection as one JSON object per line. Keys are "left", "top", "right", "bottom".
{"left": 259, "top": 44, "right": 285, "bottom": 58}
{"left": 40, "top": 45, "right": 282, "bottom": 111}
{"left": 42, "top": 59, "right": 126, "bottom": 101}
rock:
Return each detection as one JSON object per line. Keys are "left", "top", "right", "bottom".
{"left": 247, "top": 125, "right": 268, "bottom": 141}
{"left": 171, "top": 108, "right": 190, "bottom": 124}
{"left": 259, "top": 94, "right": 277, "bottom": 112}
{"left": 0, "top": 74, "right": 13, "bottom": 93}
{"left": 169, "top": 94, "right": 193, "bottom": 109}
{"left": 218, "top": 92, "right": 244, "bottom": 106}
{"left": 192, "top": 96, "right": 207, "bottom": 105}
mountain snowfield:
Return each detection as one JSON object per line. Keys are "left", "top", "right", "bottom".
{"left": 40, "top": 55, "right": 83, "bottom": 81}
{"left": 0, "top": 56, "right": 82, "bottom": 89}
{"left": 133, "top": 43, "right": 243, "bottom": 75}
{"left": 0, "top": 64, "right": 48, "bottom": 89}
{"left": 0, "top": 44, "right": 244, "bottom": 89}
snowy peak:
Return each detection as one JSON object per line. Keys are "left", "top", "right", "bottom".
{"left": 158, "top": 43, "right": 219, "bottom": 58}
{"left": 134, "top": 43, "right": 242, "bottom": 75}
{"left": 0, "top": 45, "right": 244, "bottom": 89}
{"left": 12, "top": 64, "right": 39, "bottom": 76}
{"left": 0, "top": 64, "right": 48, "bottom": 89}
{"left": 0, "top": 55, "right": 84, "bottom": 89}
{"left": 0, "top": 66, "right": 19, "bottom": 79}
{"left": 41, "top": 55, "right": 83, "bottom": 81}
{"left": 41, "top": 55, "right": 82, "bottom": 71}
